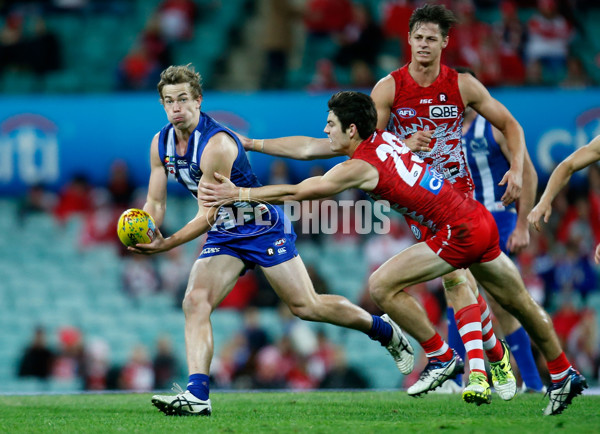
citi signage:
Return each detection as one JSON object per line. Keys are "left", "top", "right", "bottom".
{"left": 0, "top": 114, "right": 59, "bottom": 187}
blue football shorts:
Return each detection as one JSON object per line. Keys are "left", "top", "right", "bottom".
{"left": 198, "top": 217, "right": 298, "bottom": 271}
{"left": 490, "top": 209, "right": 518, "bottom": 255}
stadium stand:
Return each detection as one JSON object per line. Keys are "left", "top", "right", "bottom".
{"left": 0, "top": 196, "right": 407, "bottom": 393}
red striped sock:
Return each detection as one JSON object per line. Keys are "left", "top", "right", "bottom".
{"left": 456, "top": 304, "right": 486, "bottom": 376}
{"left": 420, "top": 332, "right": 453, "bottom": 362}
{"left": 477, "top": 294, "right": 503, "bottom": 362}
{"left": 547, "top": 352, "right": 572, "bottom": 383}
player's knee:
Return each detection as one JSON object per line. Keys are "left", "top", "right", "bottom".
{"left": 368, "top": 272, "right": 394, "bottom": 305}
{"left": 442, "top": 271, "right": 468, "bottom": 292}
{"left": 182, "top": 288, "right": 211, "bottom": 316}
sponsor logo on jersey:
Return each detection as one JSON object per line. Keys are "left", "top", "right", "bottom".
{"left": 266, "top": 247, "right": 275, "bottom": 256}
{"left": 420, "top": 99, "right": 433, "bottom": 104}
{"left": 442, "top": 164, "right": 460, "bottom": 179}
{"left": 274, "top": 238, "right": 286, "bottom": 246}
{"left": 410, "top": 224, "right": 422, "bottom": 240}
{"left": 277, "top": 247, "right": 287, "bottom": 254}
{"left": 189, "top": 162, "right": 201, "bottom": 178}
{"left": 466, "top": 137, "right": 489, "bottom": 153}
{"left": 397, "top": 108, "right": 416, "bottom": 119}
{"left": 429, "top": 105, "right": 458, "bottom": 119}
{"left": 438, "top": 93, "right": 448, "bottom": 102}
{"left": 164, "top": 156, "right": 176, "bottom": 174}
{"left": 419, "top": 165, "right": 444, "bottom": 195}
{"left": 201, "top": 247, "right": 221, "bottom": 255}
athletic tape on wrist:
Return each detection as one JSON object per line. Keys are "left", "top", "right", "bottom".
{"left": 254, "top": 139, "right": 264, "bottom": 152}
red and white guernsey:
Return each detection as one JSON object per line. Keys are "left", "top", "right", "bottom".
{"left": 352, "top": 130, "right": 475, "bottom": 232}
{"left": 351, "top": 130, "right": 501, "bottom": 268}
{"left": 386, "top": 63, "right": 473, "bottom": 195}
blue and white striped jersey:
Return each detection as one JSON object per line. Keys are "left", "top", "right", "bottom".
{"left": 157, "top": 112, "right": 284, "bottom": 239}
{"left": 461, "top": 114, "right": 516, "bottom": 214}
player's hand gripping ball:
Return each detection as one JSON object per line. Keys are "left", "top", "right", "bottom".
{"left": 117, "top": 208, "right": 156, "bottom": 247}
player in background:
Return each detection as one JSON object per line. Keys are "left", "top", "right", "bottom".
{"left": 459, "top": 68, "right": 545, "bottom": 394}
{"left": 370, "top": 4, "right": 525, "bottom": 400}
{"left": 528, "top": 135, "right": 600, "bottom": 264}
{"left": 130, "top": 65, "right": 414, "bottom": 416}
{"left": 200, "top": 91, "right": 586, "bottom": 415}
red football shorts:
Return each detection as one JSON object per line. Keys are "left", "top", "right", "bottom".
{"left": 424, "top": 201, "right": 502, "bottom": 269}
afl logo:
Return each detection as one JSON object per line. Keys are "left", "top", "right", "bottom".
{"left": 410, "top": 224, "right": 422, "bottom": 240}
{"left": 397, "top": 108, "right": 416, "bottom": 119}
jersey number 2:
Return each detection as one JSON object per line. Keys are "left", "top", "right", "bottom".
{"left": 376, "top": 131, "right": 424, "bottom": 186}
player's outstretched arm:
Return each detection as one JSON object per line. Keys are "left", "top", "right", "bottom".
{"left": 252, "top": 136, "right": 341, "bottom": 160}
{"left": 199, "top": 159, "right": 378, "bottom": 206}
{"left": 132, "top": 133, "right": 237, "bottom": 255}
{"left": 232, "top": 127, "right": 338, "bottom": 160}
{"left": 528, "top": 135, "right": 600, "bottom": 232}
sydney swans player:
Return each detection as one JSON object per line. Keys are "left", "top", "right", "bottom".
{"left": 201, "top": 92, "right": 587, "bottom": 415}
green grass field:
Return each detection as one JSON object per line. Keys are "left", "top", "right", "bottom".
{"left": 1, "top": 391, "right": 598, "bottom": 433}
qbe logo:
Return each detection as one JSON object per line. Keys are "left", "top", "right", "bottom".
{"left": 429, "top": 105, "right": 458, "bottom": 119}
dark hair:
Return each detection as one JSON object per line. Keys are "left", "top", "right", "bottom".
{"left": 157, "top": 63, "right": 203, "bottom": 100}
{"left": 409, "top": 4, "right": 457, "bottom": 38}
{"left": 327, "top": 91, "right": 377, "bottom": 139}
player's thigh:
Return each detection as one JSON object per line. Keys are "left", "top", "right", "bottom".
{"left": 186, "top": 254, "right": 245, "bottom": 308}
{"left": 469, "top": 253, "right": 528, "bottom": 307}
{"left": 370, "top": 242, "right": 455, "bottom": 292}
{"left": 260, "top": 255, "right": 315, "bottom": 307}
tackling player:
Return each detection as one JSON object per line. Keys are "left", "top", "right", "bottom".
{"left": 200, "top": 91, "right": 587, "bottom": 416}
{"left": 237, "top": 4, "right": 520, "bottom": 404}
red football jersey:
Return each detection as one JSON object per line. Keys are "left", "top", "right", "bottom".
{"left": 352, "top": 130, "right": 477, "bottom": 232}
{"left": 386, "top": 64, "right": 473, "bottom": 194}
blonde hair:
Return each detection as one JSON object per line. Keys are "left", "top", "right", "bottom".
{"left": 157, "top": 64, "right": 203, "bottom": 101}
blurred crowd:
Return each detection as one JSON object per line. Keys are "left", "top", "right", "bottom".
{"left": 17, "top": 307, "right": 371, "bottom": 392}
{"left": 0, "top": 0, "right": 598, "bottom": 91}
{"left": 18, "top": 324, "right": 182, "bottom": 391}
{"left": 288, "top": 0, "right": 597, "bottom": 90}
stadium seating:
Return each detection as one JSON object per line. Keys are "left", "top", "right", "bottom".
{"left": 0, "top": 196, "right": 414, "bottom": 393}
{"left": 0, "top": 0, "right": 250, "bottom": 94}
